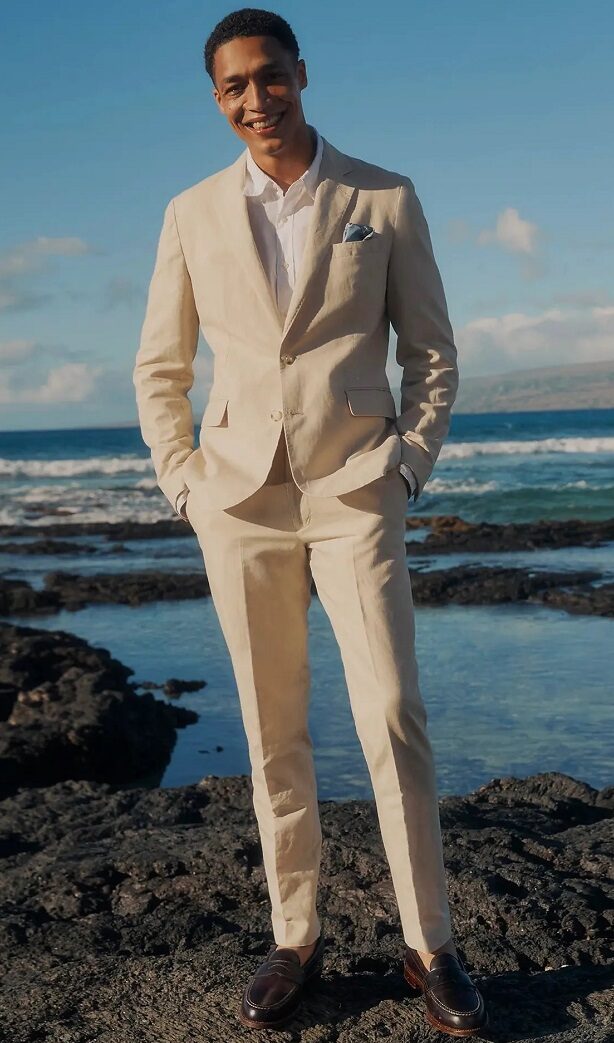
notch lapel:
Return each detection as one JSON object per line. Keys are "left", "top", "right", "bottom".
{"left": 280, "top": 138, "right": 354, "bottom": 343}
{"left": 219, "top": 152, "right": 283, "bottom": 335}
{"left": 218, "top": 136, "right": 355, "bottom": 344}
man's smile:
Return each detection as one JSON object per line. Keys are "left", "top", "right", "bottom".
{"left": 244, "top": 111, "right": 286, "bottom": 134}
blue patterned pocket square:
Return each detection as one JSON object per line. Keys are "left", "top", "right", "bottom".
{"left": 342, "top": 222, "right": 375, "bottom": 242}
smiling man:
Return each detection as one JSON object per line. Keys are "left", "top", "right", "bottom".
{"left": 133, "top": 7, "right": 488, "bottom": 1036}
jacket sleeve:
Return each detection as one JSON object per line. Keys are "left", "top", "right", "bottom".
{"left": 132, "top": 198, "right": 199, "bottom": 511}
{"left": 386, "top": 177, "right": 459, "bottom": 502}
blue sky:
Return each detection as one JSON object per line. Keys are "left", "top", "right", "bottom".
{"left": 1, "top": 0, "right": 612, "bottom": 430}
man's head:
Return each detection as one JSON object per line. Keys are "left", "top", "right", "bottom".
{"left": 204, "top": 8, "right": 308, "bottom": 160}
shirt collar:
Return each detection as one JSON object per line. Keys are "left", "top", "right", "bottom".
{"left": 242, "top": 125, "right": 323, "bottom": 200}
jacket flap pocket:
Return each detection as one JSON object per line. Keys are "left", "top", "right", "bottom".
{"left": 345, "top": 387, "right": 396, "bottom": 418}
{"left": 202, "top": 396, "right": 229, "bottom": 426}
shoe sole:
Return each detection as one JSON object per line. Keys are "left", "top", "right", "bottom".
{"left": 238, "top": 961, "right": 323, "bottom": 1030}
{"left": 404, "top": 964, "right": 490, "bottom": 1037}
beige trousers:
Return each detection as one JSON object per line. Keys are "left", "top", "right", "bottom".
{"left": 185, "top": 427, "right": 452, "bottom": 951}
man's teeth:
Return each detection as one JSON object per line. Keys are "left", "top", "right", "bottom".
{"left": 250, "top": 114, "right": 282, "bottom": 129}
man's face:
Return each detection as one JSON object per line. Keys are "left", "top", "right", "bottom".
{"left": 212, "top": 35, "right": 308, "bottom": 157}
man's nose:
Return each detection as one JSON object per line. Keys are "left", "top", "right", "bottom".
{"left": 245, "top": 80, "right": 270, "bottom": 112}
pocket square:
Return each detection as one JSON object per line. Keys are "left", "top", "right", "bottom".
{"left": 342, "top": 222, "right": 374, "bottom": 242}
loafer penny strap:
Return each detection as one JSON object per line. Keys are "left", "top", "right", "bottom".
{"left": 426, "top": 964, "right": 474, "bottom": 989}
{"left": 254, "top": 958, "right": 305, "bottom": 985}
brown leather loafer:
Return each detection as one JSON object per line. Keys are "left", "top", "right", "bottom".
{"left": 239, "top": 935, "right": 325, "bottom": 1029}
{"left": 404, "top": 947, "right": 489, "bottom": 1036}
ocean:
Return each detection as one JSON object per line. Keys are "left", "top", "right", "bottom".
{"left": 1, "top": 407, "right": 612, "bottom": 799}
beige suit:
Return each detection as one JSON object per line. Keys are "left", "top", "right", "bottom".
{"left": 133, "top": 133, "right": 458, "bottom": 951}
{"left": 133, "top": 135, "right": 458, "bottom": 513}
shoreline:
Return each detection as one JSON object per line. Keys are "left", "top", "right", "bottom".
{"left": 2, "top": 512, "right": 614, "bottom": 549}
{"left": 1, "top": 513, "right": 613, "bottom": 621}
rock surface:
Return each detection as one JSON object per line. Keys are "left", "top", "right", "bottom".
{"left": 2, "top": 564, "right": 612, "bottom": 617}
{"left": 404, "top": 515, "right": 614, "bottom": 554}
{"left": 0, "top": 538, "right": 100, "bottom": 555}
{"left": 2, "top": 513, "right": 613, "bottom": 552}
{"left": 0, "top": 770, "right": 611, "bottom": 1042}
{"left": 0, "top": 623, "right": 198, "bottom": 794}
{"left": 410, "top": 565, "right": 614, "bottom": 616}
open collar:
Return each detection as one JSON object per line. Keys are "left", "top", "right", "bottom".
{"left": 242, "top": 124, "right": 323, "bottom": 200}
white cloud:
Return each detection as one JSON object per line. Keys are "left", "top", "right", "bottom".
{"left": 457, "top": 301, "right": 614, "bottom": 376}
{"left": 0, "top": 363, "right": 101, "bottom": 405}
{"left": 477, "top": 206, "right": 539, "bottom": 255}
{"left": 0, "top": 339, "right": 37, "bottom": 363}
{"left": 0, "top": 236, "right": 91, "bottom": 279}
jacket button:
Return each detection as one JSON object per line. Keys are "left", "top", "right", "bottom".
{"left": 270, "top": 410, "right": 283, "bottom": 421}
{"left": 280, "top": 354, "right": 295, "bottom": 365}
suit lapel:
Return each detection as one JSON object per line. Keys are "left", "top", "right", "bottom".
{"left": 218, "top": 135, "right": 355, "bottom": 343}
{"left": 281, "top": 139, "right": 354, "bottom": 342}
{"left": 219, "top": 151, "right": 282, "bottom": 333}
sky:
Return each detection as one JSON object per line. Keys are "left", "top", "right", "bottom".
{"left": 1, "top": 0, "right": 613, "bottom": 431}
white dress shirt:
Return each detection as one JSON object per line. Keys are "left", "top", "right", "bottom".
{"left": 175, "top": 125, "right": 417, "bottom": 517}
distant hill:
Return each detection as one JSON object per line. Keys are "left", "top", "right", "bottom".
{"left": 454, "top": 358, "right": 614, "bottom": 413}
{"left": 104, "top": 358, "right": 614, "bottom": 431}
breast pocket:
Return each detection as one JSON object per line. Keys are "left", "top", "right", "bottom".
{"left": 331, "top": 236, "right": 388, "bottom": 259}
{"left": 329, "top": 237, "right": 389, "bottom": 303}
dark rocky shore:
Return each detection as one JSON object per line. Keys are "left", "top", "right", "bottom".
{"left": 0, "top": 623, "right": 198, "bottom": 795}
{"left": 404, "top": 515, "right": 614, "bottom": 554}
{"left": 0, "top": 621, "right": 611, "bottom": 1040}
{"left": 1, "top": 515, "right": 612, "bottom": 1040}
{"left": 2, "top": 514, "right": 613, "bottom": 621}
{"left": 0, "top": 771, "right": 611, "bottom": 1042}
{"left": 1, "top": 512, "right": 613, "bottom": 551}
{"left": 2, "top": 563, "right": 612, "bottom": 618}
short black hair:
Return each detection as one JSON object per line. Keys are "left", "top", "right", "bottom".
{"left": 204, "top": 7, "right": 300, "bottom": 84}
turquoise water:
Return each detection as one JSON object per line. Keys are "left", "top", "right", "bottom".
{"left": 1, "top": 407, "right": 614, "bottom": 527}
{"left": 13, "top": 591, "right": 612, "bottom": 799}
{"left": 1, "top": 407, "right": 613, "bottom": 798}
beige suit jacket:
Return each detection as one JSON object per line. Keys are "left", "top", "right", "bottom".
{"left": 133, "top": 134, "right": 459, "bottom": 512}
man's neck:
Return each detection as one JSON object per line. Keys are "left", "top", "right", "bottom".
{"left": 249, "top": 124, "right": 316, "bottom": 193}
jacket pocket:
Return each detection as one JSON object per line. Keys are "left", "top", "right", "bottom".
{"left": 331, "top": 236, "right": 388, "bottom": 258}
{"left": 345, "top": 387, "right": 396, "bottom": 418}
{"left": 201, "top": 396, "right": 229, "bottom": 426}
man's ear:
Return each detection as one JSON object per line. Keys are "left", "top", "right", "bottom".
{"left": 297, "top": 58, "right": 308, "bottom": 90}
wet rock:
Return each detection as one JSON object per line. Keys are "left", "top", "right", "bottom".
{"left": 405, "top": 515, "right": 614, "bottom": 554}
{"left": 2, "top": 514, "right": 614, "bottom": 555}
{"left": 2, "top": 564, "right": 611, "bottom": 619}
{"left": 42, "top": 569, "right": 211, "bottom": 609}
{"left": 0, "top": 623, "right": 198, "bottom": 795}
{"left": 410, "top": 565, "right": 603, "bottom": 608}
{"left": 537, "top": 581, "right": 614, "bottom": 617}
{"left": 0, "top": 571, "right": 211, "bottom": 616}
{"left": 163, "top": 678, "right": 208, "bottom": 698}
{"left": 0, "top": 518, "right": 190, "bottom": 541}
{"left": 0, "top": 539, "right": 99, "bottom": 555}
{"left": 0, "top": 578, "right": 60, "bottom": 616}
{"left": 0, "top": 770, "right": 610, "bottom": 1041}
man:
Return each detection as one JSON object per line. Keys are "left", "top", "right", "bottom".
{"left": 133, "top": 7, "right": 489, "bottom": 1036}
